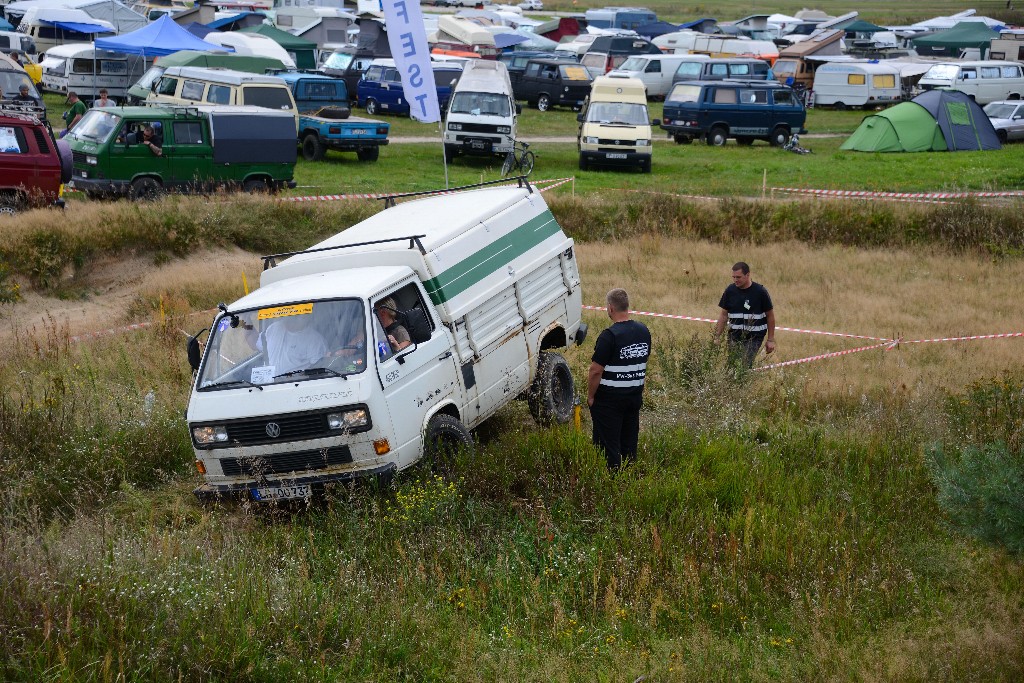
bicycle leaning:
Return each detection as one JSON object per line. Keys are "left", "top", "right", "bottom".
{"left": 500, "top": 139, "right": 535, "bottom": 177}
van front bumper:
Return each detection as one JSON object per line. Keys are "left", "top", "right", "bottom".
{"left": 445, "top": 134, "right": 511, "bottom": 155}
{"left": 194, "top": 461, "right": 397, "bottom": 502}
{"left": 580, "top": 149, "right": 651, "bottom": 167}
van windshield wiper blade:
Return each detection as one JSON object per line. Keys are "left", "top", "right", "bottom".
{"left": 273, "top": 367, "right": 344, "bottom": 380}
{"left": 203, "top": 378, "right": 264, "bottom": 391}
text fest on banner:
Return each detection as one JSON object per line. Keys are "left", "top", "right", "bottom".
{"left": 380, "top": 0, "right": 441, "bottom": 123}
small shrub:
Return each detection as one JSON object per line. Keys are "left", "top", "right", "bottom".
{"left": 0, "top": 259, "right": 20, "bottom": 305}
{"left": 927, "top": 442, "right": 1024, "bottom": 554}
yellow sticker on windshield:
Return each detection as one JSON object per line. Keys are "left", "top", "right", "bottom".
{"left": 564, "top": 67, "right": 589, "bottom": 81}
{"left": 258, "top": 303, "right": 313, "bottom": 320}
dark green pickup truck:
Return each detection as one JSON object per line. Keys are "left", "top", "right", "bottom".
{"left": 66, "top": 105, "right": 298, "bottom": 199}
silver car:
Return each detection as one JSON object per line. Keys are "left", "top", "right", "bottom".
{"left": 983, "top": 100, "right": 1024, "bottom": 143}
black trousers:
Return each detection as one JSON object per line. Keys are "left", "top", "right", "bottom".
{"left": 729, "top": 334, "right": 765, "bottom": 368}
{"left": 590, "top": 396, "right": 641, "bottom": 470}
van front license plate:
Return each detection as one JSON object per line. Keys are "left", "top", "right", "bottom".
{"left": 470, "top": 139, "right": 491, "bottom": 150}
{"left": 251, "top": 484, "right": 310, "bottom": 502}
{"left": 605, "top": 153, "right": 627, "bottom": 159}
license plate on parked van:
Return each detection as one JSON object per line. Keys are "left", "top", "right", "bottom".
{"left": 251, "top": 484, "right": 310, "bottom": 501}
{"left": 605, "top": 153, "right": 627, "bottom": 159}
{"left": 470, "top": 139, "right": 490, "bottom": 150}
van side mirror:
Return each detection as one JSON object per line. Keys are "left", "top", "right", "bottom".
{"left": 400, "top": 307, "right": 431, "bottom": 344}
{"left": 576, "top": 113, "right": 584, "bottom": 122}
{"left": 515, "top": 103, "right": 522, "bottom": 114}
{"left": 186, "top": 328, "right": 207, "bottom": 373}
{"left": 651, "top": 118, "right": 661, "bottom": 127}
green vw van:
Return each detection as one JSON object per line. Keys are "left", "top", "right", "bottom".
{"left": 66, "top": 105, "right": 297, "bottom": 199}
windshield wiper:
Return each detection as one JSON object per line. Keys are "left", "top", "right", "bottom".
{"left": 203, "top": 378, "right": 264, "bottom": 391}
{"left": 273, "top": 367, "right": 345, "bottom": 380}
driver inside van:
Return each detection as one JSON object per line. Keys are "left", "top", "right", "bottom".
{"left": 248, "top": 313, "right": 328, "bottom": 375}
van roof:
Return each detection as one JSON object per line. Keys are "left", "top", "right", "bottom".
{"left": 92, "top": 105, "right": 296, "bottom": 120}
{"left": 454, "top": 59, "right": 512, "bottom": 94}
{"left": 590, "top": 74, "right": 647, "bottom": 102}
{"left": 161, "top": 66, "right": 287, "bottom": 86}
{"left": 683, "top": 79, "right": 791, "bottom": 89}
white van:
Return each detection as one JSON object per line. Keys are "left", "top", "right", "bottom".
{"left": 185, "top": 184, "right": 585, "bottom": 502}
{"left": 608, "top": 54, "right": 690, "bottom": 99}
{"left": 812, "top": 61, "right": 902, "bottom": 109}
{"left": 916, "top": 61, "right": 1024, "bottom": 104}
{"left": 39, "top": 44, "right": 148, "bottom": 102}
{"left": 577, "top": 74, "right": 655, "bottom": 172}
{"left": 148, "top": 66, "right": 298, "bottom": 123}
{"left": 0, "top": 30, "right": 37, "bottom": 57}
{"left": 444, "top": 59, "right": 519, "bottom": 162}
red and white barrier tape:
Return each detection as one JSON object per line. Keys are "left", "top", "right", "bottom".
{"left": 900, "top": 331, "right": 1024, "bottom": 345}
{"left": 68, "top": 308, "right": 218, "bottom": 344}
{"left": 756, "top": 341, "right": 897, "bottom": 371}
{"left": 281, "top": 177, "right": 574, "bottom": 203}
{"left": 772, "top": 187, "right": 1024, "bottom": 201}
{"left": 582, "top": 305, "right": 890, "bottom": 341}
{"left": 619, "top": 189, "right": 723, "bottom": 202}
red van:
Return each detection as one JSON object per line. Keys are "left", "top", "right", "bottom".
{"left": 0, "top": 105, "right": 67, "bottom": 214}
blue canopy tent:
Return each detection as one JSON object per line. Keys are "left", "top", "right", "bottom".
{"left": 205, "top": 12, "right": 268, "bottom": 32}
{"left": 95, "top": 14, "right": 232, "bottom": 57}
{"left": 42, "top": 20, "right": 112, "bottom": 35}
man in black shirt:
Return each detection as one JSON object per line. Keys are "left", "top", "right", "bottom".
{"left": 587, "top": 288, "right": 651, "bottom": 470}
{"left": 714, "top": 261, "right": 775, "bottom": 367}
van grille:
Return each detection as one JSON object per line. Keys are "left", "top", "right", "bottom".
{"left": 597, "top": 138, "right": 641, "bottom": 146}
{"left": 191, "top": 407, "right": 372, "bottom": 449}
{"left": 72, "top": 151, "right": 87, "bottom": 165}
{"left": 452, "top": 122, "right": 504, "bottom": 134}
{"left": 220, "top": 445, "right": 353, "bottom": 476}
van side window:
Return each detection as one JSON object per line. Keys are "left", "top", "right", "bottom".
{"left": 961, "top": 69, "right": 977, "bottom": 80}
{"left": 71, "top": 59, "right": 94, "bottom": 74}
{"left": 739, "top": 89, "right": 767, "bottom": 104}
{"left": 242, "top": 87, "right": 292, "bottom": 110}
{"left": 373, "top": 283, "right": 431, "bottom": 358}
{"left": 676, "top": 62, "right": 702, "bottom": 79}
{"left": 304, "top": 81, "right": 338, "bottom": 99}
{"left": 526, "top": 63, "right": 541, "bottom": 77}
{"left": 180, "top": 79, "right": 205, "bottom": 100}
{"left": 980, "top": 67, "right": 1000, "bottom": 79}
{"left": 384, "top": 68, "right": 400, "bottom": 83}
{"left": 646, "top": 61, "right": 661, "bottom": 73}
{"left": 773, "top": 89, "right": 795, "bottom": 106}
{"left": 713, "top": 88, "right": 737, "bottom": 104}
{"left": 156, "top": 77, "right": 177, "bottom": 96}
{"left": 206, "top": 84, "right": 230, "bottom": 104}
{"left": 710, "top": 63, "right": 729, "bottom": 77}
{"left": 1002, "top": 66, "right": 1022, "bottom": 78}
{"left": 172, "top": 121, "right": 204, "bottom": 145}
{"left": 730, "top": 64, "right": 751, "bottom": 77}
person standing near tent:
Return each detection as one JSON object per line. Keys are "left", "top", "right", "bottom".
{"left": 61, "top": 92, "right": 87, "bottom": 135}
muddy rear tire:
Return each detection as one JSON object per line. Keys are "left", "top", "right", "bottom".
{"left": 528, "top": 351, "right": 574, "bottom": 425}
{"left": 424, "top": 413, "right": 473, "bottom": 472}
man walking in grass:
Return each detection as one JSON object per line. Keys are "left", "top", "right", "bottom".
{"left": 587, "top": 288, "right": 651, "bottom": 471}
{"left": 714, "top": 261, "right": 775, "bottom": 367}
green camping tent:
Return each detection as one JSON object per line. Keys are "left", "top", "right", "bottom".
{"left": 241, "top": 24, "right": 318, "bottom": 70}
{"left": 840, "top": 103, "right": 946, "bottom": 152}
{"left": 911, "top": 21, "right": 999, "bottom": 54}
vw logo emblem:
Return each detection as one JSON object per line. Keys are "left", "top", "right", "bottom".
{"left": 265, "top": 422, "right": 281, "bottom": 438}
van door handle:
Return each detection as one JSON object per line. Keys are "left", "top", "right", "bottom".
{"left": 438, "top": 351, "right": 452, "bottom": 361}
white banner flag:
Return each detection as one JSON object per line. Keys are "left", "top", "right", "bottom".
{"left": 380, "top": 0, "right": 441, "bottom": 123}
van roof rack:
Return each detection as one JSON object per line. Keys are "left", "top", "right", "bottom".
{"left": 0, "top": 101, "right": 45, "bottom": 118}
{"left": 261, "top": 177, "right": 535, "bottom": 269}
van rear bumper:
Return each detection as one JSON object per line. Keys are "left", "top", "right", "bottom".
{"left": 193, "top": 461, "right": 397, "bottom": 502}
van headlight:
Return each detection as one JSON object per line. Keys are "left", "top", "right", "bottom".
{"left": 497, "top": 126, "right": 511, "bottom": 134}
{"left": 328, "top": 409, "right": 368, "bottom": 430}
{"left": 448, "top": 122, "right": 462, "bottom": 131}
{"left": 193, "top": 425, "right": 228, "bottom": 444}
{"left": 636, "top": 139, "right": 650, "bottom": 147}
{"left": 86, "top": 155, "right": 97, "bottom": 165}
{"left": 583, "top": 136, "right": 598, "bottom": 144}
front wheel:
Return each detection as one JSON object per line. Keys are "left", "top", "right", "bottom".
{"left": 301, "top": 133, "right": 325, "bottom": 161}
{"left": 528, "top": 351, "right": 574, "bottom": 425}
{"left": 519, "top": 150, "right": 535, "bottom": 176}
{"left": 537, "top": 94, "right": 551, "bottom": 112}
{"left": 365, "top": 98, "right": 379, "bottom": 115}
{"left": 130, "top": 177, "right": 163, "bottom": 201}
{"left": 357, "top": 146, "right": 379, "bottom": 162}
{"left": 769, "top": 127, "right": 791, "bottom": 147}
{"left": 423, "top": 413, "right": 473, "bottom": 472}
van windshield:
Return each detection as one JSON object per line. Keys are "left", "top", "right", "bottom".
{"left": 560, "top": 65, "right": 591, "bottom": 81}
{"left": 67, "top": 110, "right": 120, "bottom": 143}
{"left": 923, "top": 64, "right": 959, "bottom": 81}
{"left": 586, "top": 101, "right": 649, "bottom": 125}
{"left": 772, "top": 60, "right": 797, "bottom": 77}
{"left": 136, "top": 66, "right": 164, "bottom": 90}
{"left": 449, "top": 91, "right": 510, "bottom": 116}
{"left": 618, "top": 57, "right": 647, "bottom": 72}
{"left": 198, "top": 299, "right": 368, "bottom": 389}
{"left": 674, "top": 62, "right": 703, "bottom": 79}
{"left": 323, "top": 52, "right": 354, "bottom": 70}
{"left": 665, "top": 84, "right": 701, "bottom": 104}
{"left": 0, "top": 71, "right": 39, "bottom": 100}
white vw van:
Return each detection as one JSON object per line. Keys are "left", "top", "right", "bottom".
{"left": 443, "top": 59, "right": 520, "bottom": 162}
{"left": 577, "top": 74, "right": 656, "bottom": 172}
{"left": 609, "top": 54, "right": 690, "bottom": 99}
{"left": 186, "top": 183, "right": 586, "bottom": 502}
{"left": 916, "top": 61, "right": 1024, "bottom": 105}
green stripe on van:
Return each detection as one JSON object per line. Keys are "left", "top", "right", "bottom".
{"left": 422, "top": 210, "right": 562, "bottom": 306}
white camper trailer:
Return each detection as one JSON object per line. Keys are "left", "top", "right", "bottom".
{"left": 812, "top": 61, "right": 902, "bottom": 109}
{"left": 39, "top": 43, "right": 146, "bottom": 101}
